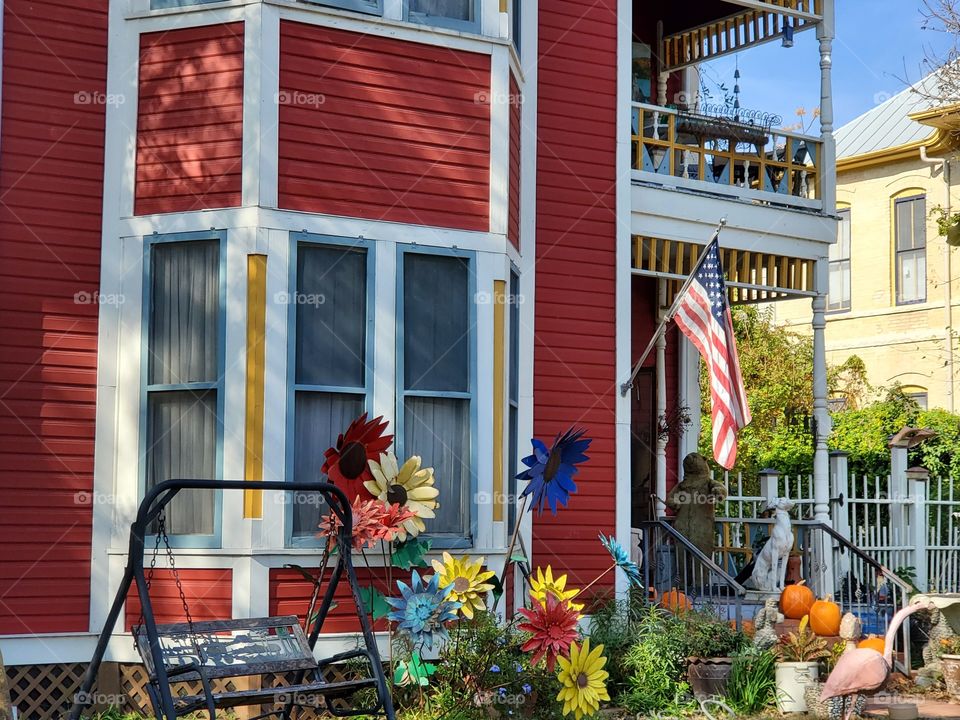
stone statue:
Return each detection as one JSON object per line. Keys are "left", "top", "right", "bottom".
{"left": 753, "top": 598, "right": 783, "bottom": 650}
{"left": 922, "top": 606, "right": 956, "bottom": 672}
{"left": 839, "top": 612, "right": 863, "bottom": 654}
{"left": 667, "top": 452, "right": 725, "bottom": 559}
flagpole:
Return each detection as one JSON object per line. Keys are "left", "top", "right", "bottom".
{"left": 619, "top": 217, "right": 727, "bottom": 397}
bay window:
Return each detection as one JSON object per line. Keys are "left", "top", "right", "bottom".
{"left": 143, "top": 235, "right": 223, "bottom": 544}
{"left": 289, "top": 236, "right": 371, "bottom": 544}
{"left": 407, "top": 0, "right": 479, "bottom": 31}
{"left": 399, "top": 250, "right": 474, "bottom": 545}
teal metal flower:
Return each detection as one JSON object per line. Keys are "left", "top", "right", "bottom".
{"left": 386, "top": 570, "right": 461, "bottom": 650}
{"left": 599, "top": 533, "right": 642, "bottom": 588}
{"left": 517, "top": 427, "right": 591, "bottom": 515}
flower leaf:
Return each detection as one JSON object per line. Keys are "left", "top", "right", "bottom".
{"left": 392, "top": 538, "right": 432, "bottom": 570}
{"left": 394, "top": 652, "right": 437, "bottom": 686}
{"left": 359, "top": 585, "right": 390, "bottom": 620}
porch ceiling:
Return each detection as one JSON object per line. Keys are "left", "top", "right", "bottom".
{"left": 632, "top": 235, "right": 816, "bottom": 305}
{"left": 659, "top": 0, "right": 823, "bottom": 72}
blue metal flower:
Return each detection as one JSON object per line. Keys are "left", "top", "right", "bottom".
{"left": 517, "top": 427, "right": 591, "bottom": 515}
{"left": 599, "top": 533, "right": 643, "bottom": 588}
{"left": 386, "top": 570, "right": 461, "bottom": 650}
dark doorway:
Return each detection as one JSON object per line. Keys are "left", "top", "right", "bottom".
{"left": 631, "top": 369, "right": 657, "bottom": 525}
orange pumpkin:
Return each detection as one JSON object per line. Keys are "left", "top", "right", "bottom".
{"left": 661, "top": 588, "right": 692, "bottom": 613}
{"left": 809, "top": 595, "right": 842, "bottom": 636}
{"left": 780, "top": 581, "right": 815, "bottom": 620}
{"left": 858, "top": 635, "right": 886, "bottom": 653}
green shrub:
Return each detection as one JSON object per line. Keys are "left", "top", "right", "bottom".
{"left": 724, "top": 647, "right": 777, "bottom": 714}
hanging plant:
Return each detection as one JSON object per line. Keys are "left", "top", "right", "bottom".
{"left": 932, "top": 205, "right": 960, "bottom": 247}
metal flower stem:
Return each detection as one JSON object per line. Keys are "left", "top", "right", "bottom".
{"left": 492, "top": 493, "right": 530, "bottom": 612}
{"left": 578, "top": 563, "right": 617, "bottom": 596}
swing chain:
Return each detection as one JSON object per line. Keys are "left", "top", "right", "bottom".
{"left": 132, "top": 515, "right": 165, "bottom": 651}
{"left": 159, "top": 514, "right": 205, "bottom": 663}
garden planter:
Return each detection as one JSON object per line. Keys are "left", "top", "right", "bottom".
{"left": 775, "top": 661, "right": 819, "bottom": 713}
{"left": 686, "top": 657, "right": 733, "bottom": 700}
{"left": 948, "top": 222, "right": 960, "bottom": 247}
{"left": 943, "top": 654, "right": 960, "bottom": 699}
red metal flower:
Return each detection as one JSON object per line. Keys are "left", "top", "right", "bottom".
{"left": 517, "top": 593, "right": 580, "bottom": 671}
{"left": 378, "top": 502, "right": 417, "bottom": 543}
{"left": 318, "top": 497, "right": 391, "bottom": 550}
{"left": 322, "top": 413, "right": 393, "bottom": 501}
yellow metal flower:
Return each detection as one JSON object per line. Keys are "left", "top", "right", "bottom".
{"left": 430, "top": 552, "right": 495, "bottom": 619}
{"left": 556, "top": 638, "right": 610, "bottom": 720}
{"left": 529, "top": 565, "right": 584, "bottom": 612}
{"left": 364, "top": 452, "right": 439, "bottom": 540}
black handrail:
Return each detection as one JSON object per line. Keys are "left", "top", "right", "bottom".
{"left": 68, "top": 479, "right": 395, "bottom": 720}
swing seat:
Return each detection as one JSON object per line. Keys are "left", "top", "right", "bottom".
{"left": 135, "top": 615, "right": 381, "bottom": 718}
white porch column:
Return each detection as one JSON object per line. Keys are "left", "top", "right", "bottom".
{"left": 817, "top": 0, "right": 836, "bottom": 216}
{"left": 655, "top": 282, "right": 668, "bottom": 518}
{"left": 655, "top": 332, "right": 667, "bottom": 518}
{"left": 812, "top": 259, "right": 832, "bottom": 524}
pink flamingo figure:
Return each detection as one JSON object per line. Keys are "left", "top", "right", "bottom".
{"left": 820, "top": 601, "right": 934, "bottom": 719}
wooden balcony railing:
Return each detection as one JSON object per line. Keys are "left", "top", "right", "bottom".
{"left": 631, "top": 102, "right": 822, "bottom": 207}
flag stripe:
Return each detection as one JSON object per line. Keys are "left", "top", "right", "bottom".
{"left": 672, "top": 240, "right": 751, "bottom": 469}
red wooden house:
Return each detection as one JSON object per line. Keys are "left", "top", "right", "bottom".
{"left": 0, "top": 0, "right": 837, "bottom": 716}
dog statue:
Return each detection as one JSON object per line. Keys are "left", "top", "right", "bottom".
{"left": 748, "top": 497, "right": 795, "bottom": 592}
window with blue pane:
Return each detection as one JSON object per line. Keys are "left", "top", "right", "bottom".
{"left": 507, "top": 270, "right": 520, "bottom": 535}
{"left": 291, "top": 241, "right": 370, "bottom": 541}
{"left": 407, "top": 0, "right": 479, "bottom": 31}
{"left": 145, "top": 239, "right": 221, "bottom": 540}
{"left": 400, "top": 252, "right": 473, "bottom": 542}
{"left": 895, "top": 195, "right": 926, "bottom": 305}
{"left": 151, "top": 0, "right": 382, "bottom": 11}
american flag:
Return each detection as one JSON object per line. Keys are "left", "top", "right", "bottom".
{"left": 673, "top": 240, "right": 751, "bottom": 470}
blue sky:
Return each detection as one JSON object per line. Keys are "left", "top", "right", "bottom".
{"left": 702, "top": 1, "right": 954, "bottom": 133}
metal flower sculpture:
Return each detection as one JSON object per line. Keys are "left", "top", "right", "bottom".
{"left": 430, "top": 552, "right": 495, "bottom": 619}
{"left": 386, "top": 570, "right": 461, "bottom": 650}
{"left": 517, "top": 427, "right": 591, "bottom": 515}
{"left": 517, "top": 593, "right": 581, "bottom": 671}
{"left": 598, "top": 533, "right": 643, "bottom": 588}
{"left": 365, "top": 452, "right": 439, "bottom": 540}
{"left": 322, "top": 413, "right": 393, "bottom": 501}
{"left": 318, "top": 497, "right": 390, "bottom": 551}
{"left": 529, "top": 565, "right": 584, "bottom": 613}
{"left": 555, "top": 639, "right": 610, "bottom": 720}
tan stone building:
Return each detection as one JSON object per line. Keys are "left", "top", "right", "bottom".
{"left": 774, "top": 73, "right": 960, "bottom": 411}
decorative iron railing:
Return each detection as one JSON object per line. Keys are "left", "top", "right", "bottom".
{"left": 631, "top": 102, "right": 822, "bottom": 204}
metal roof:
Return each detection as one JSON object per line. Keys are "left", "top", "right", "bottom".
{"left": 835, "top": 71, "right": 941, "bottom": 160}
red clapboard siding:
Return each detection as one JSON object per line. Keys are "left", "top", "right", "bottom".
{"left": 269, "top": 566, "right": 391, "bottom": 634}
{"left": 277, "top": 21, "right": 491, "bottom": 231}
{"left": 0, "top": 0, "right": 107, "bottom": 635}
{"left": 507, "top": 74, "right": 522, "bottom": 250}
{"left": 135, "top": 23, "right": 244, "bottom": 215}
{"left": 125, "top": 569, "right": 233, "bottom": 631}
{"left": 532, "top": 0, "right": 618, "bottom": 592}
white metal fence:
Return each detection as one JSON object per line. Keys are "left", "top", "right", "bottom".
{"left": 712, "top": 465, "right": 960, "bottom": 594}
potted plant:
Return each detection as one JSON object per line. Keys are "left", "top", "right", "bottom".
{"left": 682, "top": 611, "right": 748, "bottom": 700}
{"left": 775, "top": 615, "right": 830, "bottom": 713}
{"left": 932, "top": 205, "right": 960, "bottom": 247}
{"left": 940, "top": 636, "right": 960, "bottom": 699}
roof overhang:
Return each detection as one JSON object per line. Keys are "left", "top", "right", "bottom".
{"left": 660, "top": 0, "right": 823, "bottom": 72}
{"left": 837, "top": 128, "right": 950, "bottom": 173}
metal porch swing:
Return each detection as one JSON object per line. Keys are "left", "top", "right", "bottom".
{"left": 68, "top": 479, "right": 395, "bottom": 720}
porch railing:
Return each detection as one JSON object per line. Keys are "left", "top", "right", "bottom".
{"left": 631, "top": 102, "right": 822, "bottom": 207}
{"left": 635, "top": 519, "right": 746, "bottom": 627}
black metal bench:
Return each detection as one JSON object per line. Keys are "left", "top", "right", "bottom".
{"left": 134, "top": 615, "right": 379, "bottom": 718}
{"left": 68, "top": 479, "right": 395, "bottom": 720}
